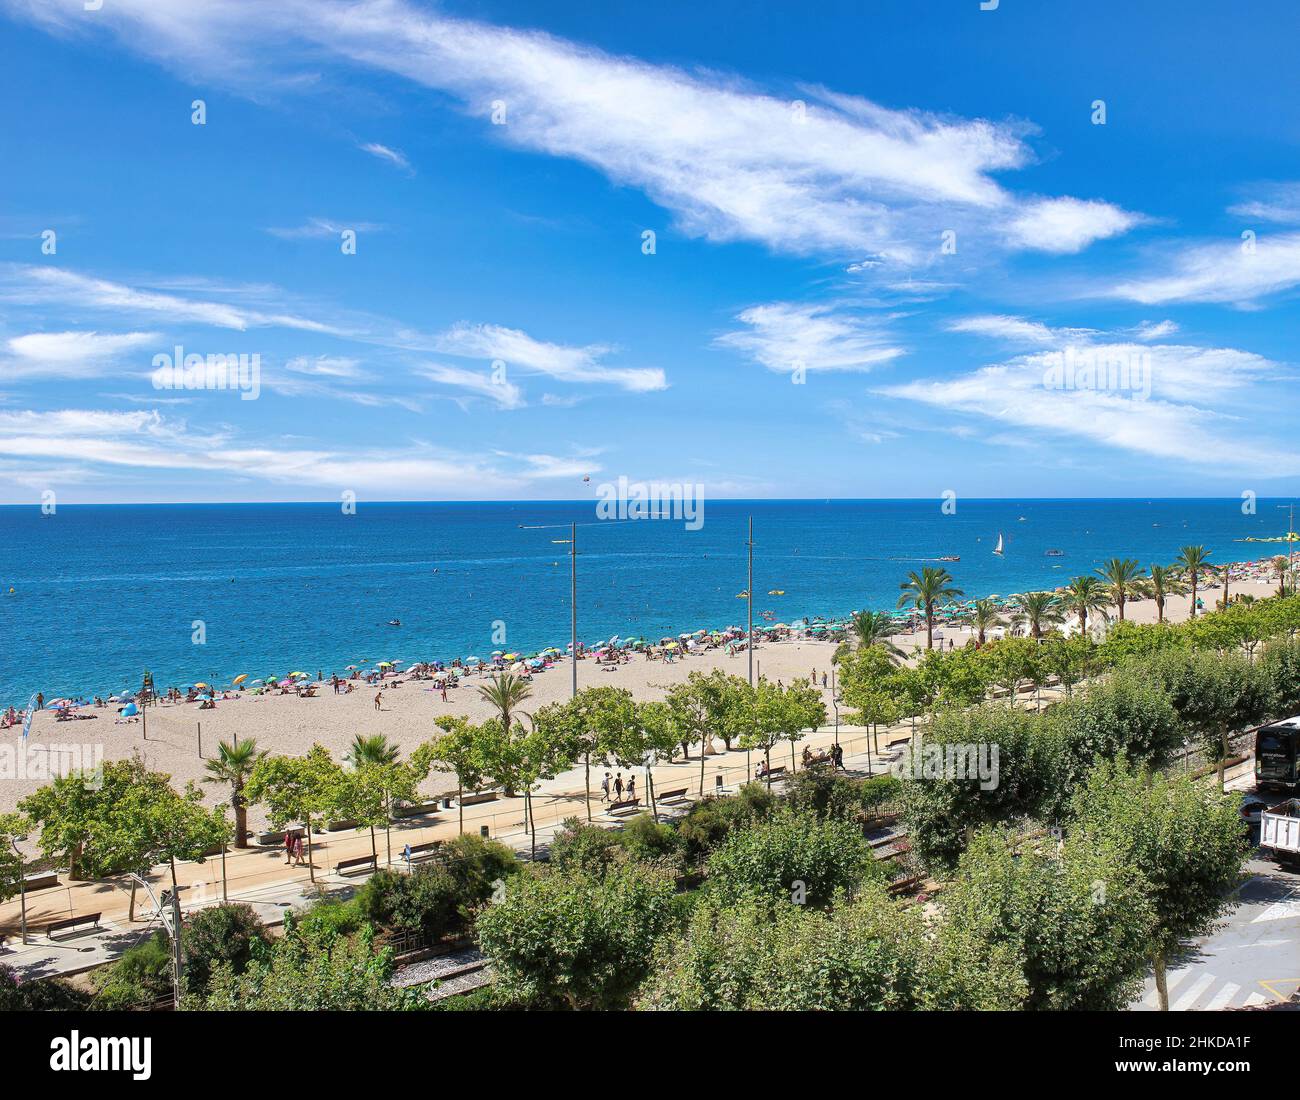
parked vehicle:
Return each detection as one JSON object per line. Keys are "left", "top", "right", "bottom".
{"left": 1255, "top": 717, "right": 1300, "bottom": 792}
{"left": 1260, "top": 799, "right": 1300, "bottom": 866}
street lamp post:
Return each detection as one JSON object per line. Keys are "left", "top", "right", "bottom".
{"left": 10, "top": 834, "right": 28, "bottom": 945}
{"left": 747, "top": 516, "right": 754, "bottom": 687}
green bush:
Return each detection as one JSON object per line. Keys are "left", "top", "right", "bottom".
{"left": 91, "top": 931, "right": 173, "bottom": 1010}
{"left": 705, "top": 809, "right": 879, "bottom": 908}
{"left": 182, "top": 903, "right": 270, "bottom": 995}
{"left": 675, "top": 782, "right": 776, "bottom": 863}
{"left": 0, "top": 966, "right": 90, "bottom": 1010}
{"left": 548, "top": 817, "right": 624, "bottom": 877}
{"left": 618, "top": 812, "right": 681, "bottom": 865}
{"left": 292, "top": 895, "right": 367, "bottom": 940}
{"left": 477, "top": 864, "right": 678, "bottom": 1009}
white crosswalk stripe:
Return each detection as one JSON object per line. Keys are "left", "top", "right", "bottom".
{"left": 1172, "top": 972, "right": 1217, "bottom": 1011}
{"left": 1143, "top": 966, "right": 1191, "bottom": 1008}
{"left": 1204, "top": 981, "right": 1241, "bottom": 1011}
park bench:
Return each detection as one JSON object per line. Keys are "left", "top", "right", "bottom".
{"left": 886, "top": 734, "right": 910, "bottom": 748}
{"left": 45, "top": 912, "right": 101, "bottom": 938}
{"left": 656, "top": 787, "right": 690, "bottom": 806}
{"left": 393, "top": 799, "right": 442, "bottom": 820}
{"left": 756, "top": 765, "right": 787, "bottom": 780}
{"left": 335, "top": 854, "right": 377, "bottom": 877}
{"left": 456, "top": 791, "right": 499, "bottom": 807}
{"left": 23, "top": 871, "right": 59, "bottom": 892}
{"left": 608, "top": 797, "right": 642, "bottom": 817}
{"left": 401, "top": 841, "right": 444, "bottom": 864}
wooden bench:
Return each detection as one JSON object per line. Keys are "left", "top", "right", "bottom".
{"left": 401, "top": 841, "right": 444, "bottom": 864}
{"left": 456, "top": 791, "right": 499, "bottom": 807}
{"left": 608, "top": 797, "right": 642, "bottom": 817}
{"left": 334, "top": 854, "right": 377, "bottom": 877}
{"left": 756, "top": 766, "right": 787, "bottom": 780}
{"left": 886, "top": 734, "right": 911, "bottom": 748}
{"left": 656, "top": 787, "right": 690, "bottom": 805}
{"left": 46, "top": 912, "right": 102, "bottom": 938}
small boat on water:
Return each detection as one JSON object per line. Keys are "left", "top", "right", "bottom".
{"left": 387, "top": 619, "right": 401, "bottom": 627}
{"left": 993, "top": 533, "right": 1005, "bottom": 557}
{"left": 1045, "top": 549, "right": 1064, "bottom": 557}
{"left": 937, "top": 555, "right": 960, "bottom": 562}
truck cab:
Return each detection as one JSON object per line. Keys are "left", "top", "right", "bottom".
{"left": 1256, "top": 717, "right": 1300, "bottom": 792}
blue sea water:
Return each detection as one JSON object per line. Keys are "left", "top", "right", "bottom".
{"left": 0, "top": 498, "right": 1291, "bottom": 705}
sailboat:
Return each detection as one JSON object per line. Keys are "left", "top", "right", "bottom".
{"left": 992, "top": 532, "right": 1005, "bottom": 557}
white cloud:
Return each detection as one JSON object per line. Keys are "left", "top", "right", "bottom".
{"left": 358, "top": 142, "right": 412, "bottom": 173}
{"left": 1109, "top": 233, "right": 1300, "bottom": 305}
{"left": 1132, "top": 319, "right": 1179, "bottom": 341}
{"left": 0, "top": 407, "right": 598, "bottom": 498}
{"left": 717, "top": 302, "right": 904, "bottom": 373}
{"left": 1228, "top": 182, "right": 1300, "bottom": 225}
{"left": 434, "top": 322, "right": 666, "bottom": 392}
{"left": 947, "top": 315, "right": 1060, "bottom": 345}
{"left": 876, "top": 341, "right": 1296, "bottom": 471}
{"left": 267, "top": 217, "right": 385, "bottom": 239}
{"left": 285, "top": 355, "right": 364, "bottom": 379}
{"left": 1004, "top": 197, "right": 1143, "bottom": 254}
{"left": 4, "top": 330, "right": 158, "bottom": 379}
{"left": 0, "top": 264, "right": 344, "bottom": 334}
{"left": 2, "top": 0, "right": 1140, "bottom": 264}
{"left": 415, "top": 362, "right": 525, "bottom": 410}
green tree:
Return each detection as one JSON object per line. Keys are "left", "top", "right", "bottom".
{"left": 533, "top": 686, "right": 637, "bottom": 821}
{"left": 943, "top": 827, "right": 1155, "bottom": 1010}
{"left": 181, "top": 903, "right": 271, "bottom": 996}
{"left": 897, "top": 566, "right": 964, "bottom": 649}
{"left": 342, "top": 743, "right": 419, "bottom": 866}
{"left": 1147, "top": 563, "right": 1187, "bottom": 624}
{"left": 849, "top": 609, "right": 904, "bottom": 659}
{"left": 1060, "top": 575, "right": 1110, "bottom": 636}
{"left": 246, "top": 745, "right": 347, "bottom": 883}
{"left": 1009, "top": 591, "right": 1064, "bottom": 639}
{"left": 1175, "top": 545, "right": 1212, "bottom": 619}
{"left": 1096, "top": 557, "right": 1147, "bottom": 622}
{"left": 1068, "top": 758, "right": 1247, "bottom": 1011}
{"left": 203, "top": 738, "right": 264, "bottom": 848}
{"left": 476, "top": 671, "right": 532, "bottom": 792}
{"left": 965, "top": 597, "right": 1004, "bottom": 646}
{"left": 476, "top": 863, "right": 677, "bottom": 1009}
{"left": 411, "top": 716, "right": 486, "bottom": 834}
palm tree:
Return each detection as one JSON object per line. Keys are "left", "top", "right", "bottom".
{"left": 345, "top": 734, "right": 402, "bottom": 863}
{"left": 1272, "top": 555, "right": 1292, "bottom": 598}
{"left": 1060, "top": 576, "right": 1110, "bottom": 637}
{"left": 1175, "top": 545, "right": 1212, "bottom": 619}
{"left": 897, "top": 567, "right": 964, "bottom": 650}
{"left": 966, "top": 598, "right": 1003, "bottom": 646}
{"left": 850, "top": 609, "right": 904, "bottom": 659}
{"left": 203, "top": 738, "right": 264, "bottom": 848}
{"left": 1008, "top": 591, "right": 1064, "bottom": 639}
{"left": 1096, "top": 557, "right": 1147, "bottom": 622}
{"left": 1146, "top": 563, "right": 1187, "bottom": 624}
{"left": 478, "top": 672, "right": 533, "bottom": 795}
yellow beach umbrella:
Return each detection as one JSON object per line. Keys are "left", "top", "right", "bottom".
{"left": 233, "top": 674, "right": 248, "bottom": 685}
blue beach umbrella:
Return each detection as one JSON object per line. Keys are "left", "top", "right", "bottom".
{"left": 120, "top": 702, "right": 139, "bottom": 717}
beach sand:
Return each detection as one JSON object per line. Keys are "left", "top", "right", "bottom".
{"left": 2, "top": 575, "right": 1280, "bottom": 824}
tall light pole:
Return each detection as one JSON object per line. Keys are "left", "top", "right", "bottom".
{"left": 10, "top": 834, "right": 27, "bottom": 945}
{"left": 570, "top": 521, "right": 577, "bottom": 699}
{"left": 747, "top": 516, "right": 754, "bottom": 686}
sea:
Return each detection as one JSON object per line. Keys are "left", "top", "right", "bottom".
{"left": 0, "top": 498, "right": 1292, "bottom": 705}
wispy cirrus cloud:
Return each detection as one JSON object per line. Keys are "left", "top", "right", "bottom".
{"left": 434, "top": 322, "right": 666, "bottom": 392}
{"left": 414, "top": 362, "right": 525, "bottom": 410}
{"left": 2, "top": 0, "right": 1141, "bottom": 265}
{"left": 358, "top": 141, "right": 413, "bottom": 174}
{"left": 876, "top": 341, "right": 1296, "bottom": 471}
{"left": 1107, "top": 233, "right": 1300, "bottom": 306}
{"left": 1228, "top": 182, "right": 1300, "bottom": 225}
{"left": 266, "top": 217, "right": 385, "bottom": 240}
{"left": 717, "top": 301, "right": 905, "bottom": 373}
{"left": 4, "top": 330, "right": 159, "bottom": 379}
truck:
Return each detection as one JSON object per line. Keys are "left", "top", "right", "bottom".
{"left": 1260, "top": 799, "right": 1300, "bottom": 865}
{"left": 1255, "top": 716, "right": 1300, "bottom": 792}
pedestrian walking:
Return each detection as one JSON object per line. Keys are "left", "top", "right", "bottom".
{"left": 627, "top": 774, "right": 636, "bottom": 800}
{"left": 601, "top": 772, "right": 611, "bottom": 802}
{"left": 293, "top": 833, "right": 305, "bottom": 866}
{"left": 374, "top": 691, "right": 383, "bottom": 711}
{"left": 284, "top": 831, "right": 294, "bottom": 865}
{"left": 614, "top": 772, "right": 624, "bottom": 801}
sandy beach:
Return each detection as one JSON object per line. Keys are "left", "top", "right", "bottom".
{"left": 3, "top": 568, "right": 1282, "bottom": 825}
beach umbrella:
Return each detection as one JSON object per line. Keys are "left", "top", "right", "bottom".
{"left": 378, "top": 661, "right": 393, "bottom": 668}
{"left": 249, "top": 679, "right": 264, "bottom": 685}
{"left": 278, "top": 678, "right": 293, "bottom": 688}
{"left": 664, "top": 642, "right": 679, "bottom": 650}
{"left": 233, "top": 674, "right": 248, "bottom": 685}
{"left": 194, "top": 682, "right": 209, "bottom": 689}
{"left": 120, "top": 703, "right": 139, "bottom": 717}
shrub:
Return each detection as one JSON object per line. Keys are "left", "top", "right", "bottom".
{"left": 705, "top": 809, "right": 878, "bottom": 908}
{"left": 355, "top": 866, "right": 459, "bottom": 941}
{"left": 292, "top": 895, "right": 366, "bottom": 940}
{"left": 548, "top": 817, "right": 624, "bottom": 877}
{"left": 675, "top": 782, "right": 776, "bottom": 863}
{"left": 182, "top": 903, "right": 270, "bottom": 995}
{"left": 618, "top": 812, "right": 681, "bottom": 865}
{"left": 91, "top": 931, "right": 173, "bottom": 1010}
{"left": 0, "top": 966, "right": 90, "bottom": 1011}
{"left": 477, "top": 864, "right": 678, "bottom": 1009}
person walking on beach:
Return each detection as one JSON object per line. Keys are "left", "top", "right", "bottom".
{"left": 374, "top": 691, "right": 383, "bottom": 711}
{"left": 601, "top": 772, "right": 611, "bottom": 802}
{"left": 440, "top": 684, "right": 448, "bottom": 702}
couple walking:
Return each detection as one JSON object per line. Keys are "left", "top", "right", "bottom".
{"left": 283, "top": 831, "right": 306, "bottom": 866}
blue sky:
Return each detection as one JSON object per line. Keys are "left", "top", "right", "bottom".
{"left": 1, "top": 0, "right": 1299, "bottom": 503}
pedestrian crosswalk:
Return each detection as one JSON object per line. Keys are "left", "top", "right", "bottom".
{"left": 1140, "top": 968, "right": 1275, "bottom": 1010}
